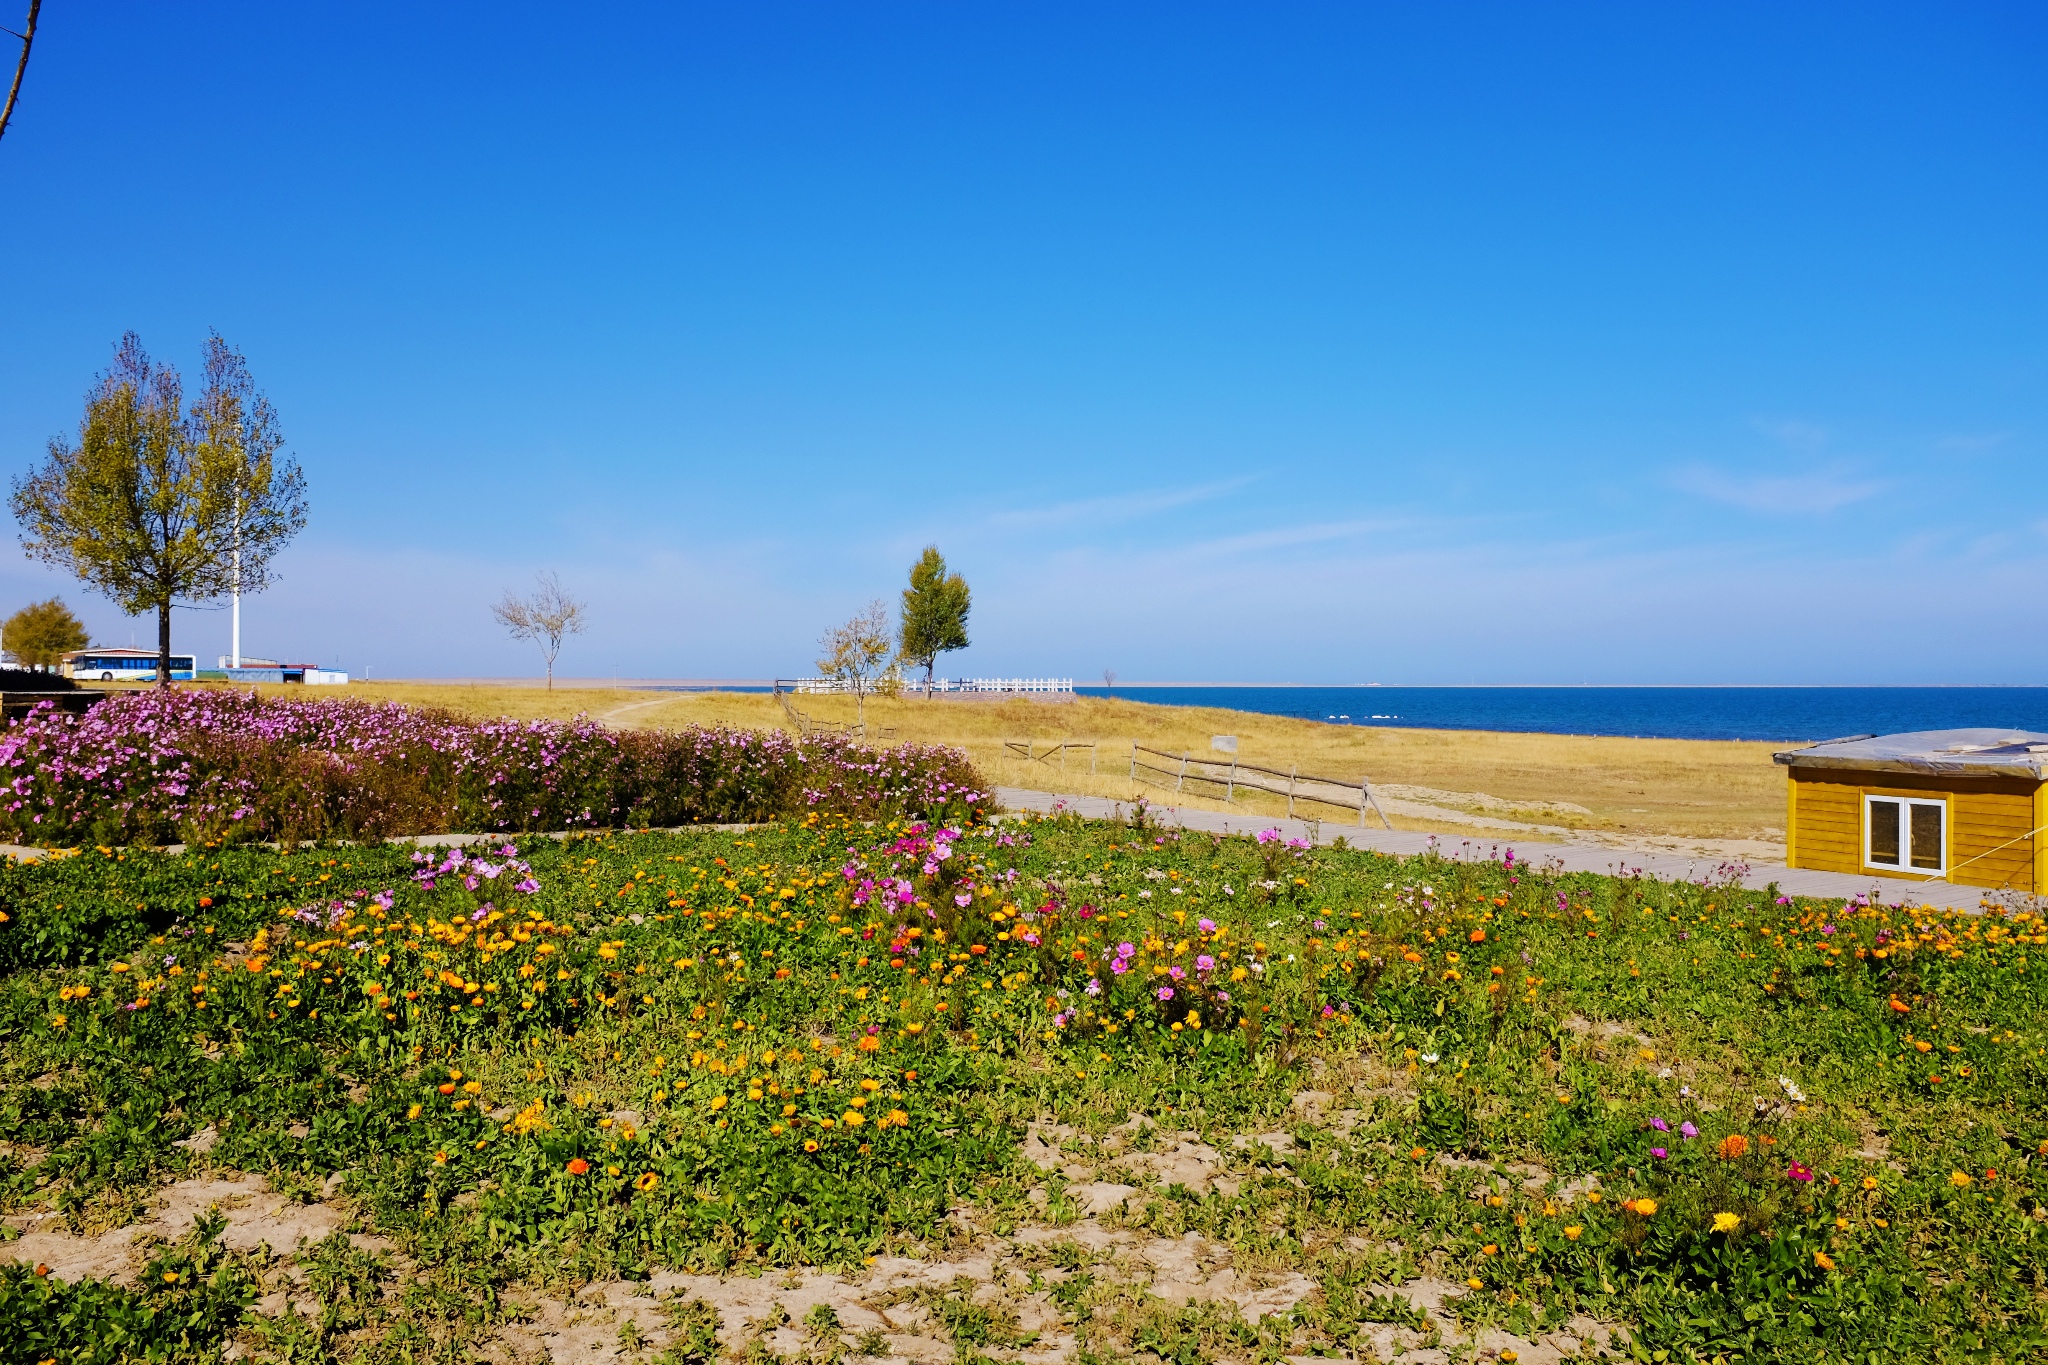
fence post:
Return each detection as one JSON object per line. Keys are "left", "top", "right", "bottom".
{"left": 1176, "top": 753, "right": 1188, "bottom": 792}
{"left": 1090, "top": 742, "right": 1097, "bottom": 776}
{"left": 1288, "top": 765, "right": 1297, "bottom": 818}
{"left": 1359, "top": 776, "right": 1368, "bottom": 828}
{"left": 1226, "top": 756, "right": 1238, "bottom": 802}
{"left": 1129, "top": 743, "right": 1136, "bottom": 783}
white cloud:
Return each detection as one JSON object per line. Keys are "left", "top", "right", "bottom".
{"left": 1670, "top": 464, "right": 1887, "bottom": 515}
{"left": 1753, "top": 418, "right": 1832, "bottom": 453}
{"left": 1937, "top": 431, "right": 2011, "bottom": 453}
{"left": 984, "top": 477, "right": 1252, "bottom": 531}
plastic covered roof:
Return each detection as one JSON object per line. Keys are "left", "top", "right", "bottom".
{"left": 1773, "top": 728, "right": 2048, "bottom": 778}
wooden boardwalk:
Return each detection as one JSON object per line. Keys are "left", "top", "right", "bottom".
{"left": 993, "top": 785, "right": 2006, "bottom": 912}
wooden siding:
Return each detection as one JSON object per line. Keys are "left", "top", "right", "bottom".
{"left": 1786, "top": 769, "right": 2040, "bottom": 893}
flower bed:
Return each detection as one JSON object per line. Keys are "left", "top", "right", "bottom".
{"left": 3, "top": 815, "right": 2046, "bottom": 1361}
{"left": 0, "top": 690, "right": 985, "bottom": 846}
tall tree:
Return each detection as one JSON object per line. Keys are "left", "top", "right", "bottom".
{"left": 2, "top": 597, "right": 86, "bottom": 669}
{"left": 493, "top": 570, "right": 586, "bottom": 690}
{"left": 817, "top": 599, "right": 895, "bottom": 734}
{"left": 897, "top": 546, "right": 970, "bottom": 698}
{"left": 10, "top": 332, "right": 307, "bottom": 687}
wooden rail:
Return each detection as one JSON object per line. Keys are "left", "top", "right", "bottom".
{"left": 1002, "top": 739, "right": 1098, "bottom": 774}
{"left": 1128, "top": 742, "right": 1392, "bottom": 828}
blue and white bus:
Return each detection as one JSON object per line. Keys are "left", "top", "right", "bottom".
{"left": 61, "top": 648, "right": 197, "bottom": 682}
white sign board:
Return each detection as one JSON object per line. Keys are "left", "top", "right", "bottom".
{"left": 1211, "top": 735, "right": 1238, "bottom": 753}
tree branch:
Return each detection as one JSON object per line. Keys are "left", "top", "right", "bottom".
{"left": 0, "top": 0, "right": 41, "bottom": 146}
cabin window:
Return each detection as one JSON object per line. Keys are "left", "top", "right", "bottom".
{"left": 1865, "top": 795, "right": 1945, "bottom": 874}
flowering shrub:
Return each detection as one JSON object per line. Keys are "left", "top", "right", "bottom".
{"left": 0, "top": 690, "right": 985, "bottom": 846}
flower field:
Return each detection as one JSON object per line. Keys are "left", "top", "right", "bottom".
{"left": 0, "top": 690, "right": 985, "bottom": 846}
{"left": 3, "top": 809, "right": 2047, "bottom": 1362}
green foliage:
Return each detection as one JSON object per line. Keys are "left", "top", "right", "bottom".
{"left": 0, "top": 1212, "right": 254, "bottom": 1363}
{"left": 3, "top": 814, "right": 2047, "bottom": 1360}
{"left": 2, "top": 596, "right": 87, "bottom": 670}
{"left": 897, "top": 546, "right": 970, "bottom": 693}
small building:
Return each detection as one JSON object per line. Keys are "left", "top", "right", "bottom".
{"left": 1775, "top": 729, "right": 2048, "bottom": 893}
{"left": 216, "top": 656, "right": 349, "bottom": 685}
{"left": 61, "top": 647, "right": 197, "bottom": 682}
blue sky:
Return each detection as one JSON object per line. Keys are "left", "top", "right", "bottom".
{"left": 1, "top": 2, "right": 2042, "bottom": 684}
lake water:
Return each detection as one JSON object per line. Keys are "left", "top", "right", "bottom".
{"left": 1070, "top": 687, "right": 2048, "bottom": 743}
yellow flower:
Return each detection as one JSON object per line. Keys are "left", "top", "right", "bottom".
{"left": 1951, "top": 1170, "right": 1974, "bottom": 1187}
{"left": 1563, "top": 1226, "right": 1582, "bottom": 1241}
{"left": 1861, "top": 1175, "right": 1879, "bottom": 1190}
{"left": 1627, "top": 1198, "right": 1657, "bottom": 1216}
{"left": 804, "top": 1139, "right": 820, "bottom": 1152}
{"left": 406, "top": 1104, "right": 422, "bottom": 1120}
{"left": 709, "top": 1095, "right": 728, "bottom": 1111}
{"left": 1713, "top": 1212, "right": 1740, "bottom": 1233}
{"left": 1466, "top": 1277, "right": 1483, "bottom": 1289}
{"left": 48, "top": 1014, "right": 66, "bottom": 1030}
{"left": 842, "top": 1110, "right": 865, "bottom": 1127}
{"left": 1813, "top": 1250, "right": 1836, "bottom": 1271}
{"left": 162, "top": 1270, "right": 180, "bottom": 1283}
{"left": 634, "top": 1172, "right": 660, "bottom": 1192}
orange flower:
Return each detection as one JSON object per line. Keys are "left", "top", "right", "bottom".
{"left": 1716, "top": 1134, "right": 1751, "bottom": 1160}
{"left": 566, "top": 1158, "right": 590, "bottom": 1175}
{"left": 857, "top": 1035, "right": 881, "bottom": 1053}
{"left": 1468, "top": 929, "right": 1486, "bottom": 943}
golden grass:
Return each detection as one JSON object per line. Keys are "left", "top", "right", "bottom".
{"left": 304, "top": 681, "right": 1789, "bottom": 851}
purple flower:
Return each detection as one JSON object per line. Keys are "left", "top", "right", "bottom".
{"left": 1787, "top": 1162, "right": 1815, "bottom": 1183}
{"left": 1084, "top": 978, "right": 1102, "bottom": 996}
{"left": 1650, "top": 1117, "right": 1670, "bottom": 1132}
{"left": 1156, "top": 986, "right": 1174, "bottom": 1001}
{"left": 1198, "top": 918, "right": 1216, "bottom": 933}
{"left": 1680, "top": 1122, "right": 1698, "bottom": 1140}
{"left": 1110, "top": 959, "right": 1129, "bottom": 975}
{"left": 1650, "top": 1148, "right": 1668, "bottom": 1160}
{"left": 1195, "top": 954, "right": 1215, "bottom": 973}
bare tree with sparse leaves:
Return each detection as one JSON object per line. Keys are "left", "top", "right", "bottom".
{"left": 817, "top": 599, "right": 896, "bottom": 735}
{"left": 493, "top": 571, "right": 586, "bottom": 690}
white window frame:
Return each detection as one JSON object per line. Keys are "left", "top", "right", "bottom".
{"left": 1864, "top": 794, "right": 1948, "bottom": 876}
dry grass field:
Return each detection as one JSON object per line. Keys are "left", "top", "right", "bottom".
{"left": 287, "top": 681, "right": 1791, "bottom": 858}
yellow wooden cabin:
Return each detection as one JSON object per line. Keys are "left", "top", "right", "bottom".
{"left": 1775, "top": 729, "right": 2048, "bottom": 893}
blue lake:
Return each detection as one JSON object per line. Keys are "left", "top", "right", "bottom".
{"left": 1070, "top": 687, "right": 2048, "bottom": 743}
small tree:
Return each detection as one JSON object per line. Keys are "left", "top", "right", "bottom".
{"left": 492, "top": 570, "right": 586, "bottom": 690}
{"left": 10, "top": 332, "right": 306, "bottom": 688}
{"left": 897, "top": 546, "right": 970, "bottom": 699}
{"left": 817, "top": 599, "right": 895, "bottom": 734}
{"left": 3, "top": 597, "right": 87, "bottom": 670}
{"left": 1102, "top": 669, "right": 1116, "bottom": 691}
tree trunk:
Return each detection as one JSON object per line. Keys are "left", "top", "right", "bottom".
{"left": 925, "top": 658, "right": 934, "bottom": 700}
{"left": 156, "top": 600, "right": 172, "bottom": 689}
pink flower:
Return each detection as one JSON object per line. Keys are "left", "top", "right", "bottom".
{"left": 1156, "top": 986, "right": 1174, "bottom": 1001}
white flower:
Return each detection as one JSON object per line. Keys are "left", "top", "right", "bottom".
{"left": 1420, "top": 1052, "right": 1439, "bottom": 1064}
{"left": 1777, "top": 1076, "right": 1807, "bottom": 1103}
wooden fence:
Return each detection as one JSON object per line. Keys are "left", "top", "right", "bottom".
{"left": 1128, "top": 743, "right": 1392, "bottom": 828}
{"left": 1002, "top": 739, "right": 1098, "bottom": 774}
{"left": 770, "top": 680, "right": 895, "bottom": 742}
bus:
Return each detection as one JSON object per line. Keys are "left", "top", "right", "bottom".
{"left": 61, "top": 648, "right": 198, "bottom": 682}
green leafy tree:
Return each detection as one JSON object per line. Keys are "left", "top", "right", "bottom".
{"left": 2, "top": 596, "right": 87, "bottom": 670}
{"left": 10, "top": 332, "right": 306, "bottom": 687}
{"left": 897, "top": 546, "right": 970, "bottom": 698}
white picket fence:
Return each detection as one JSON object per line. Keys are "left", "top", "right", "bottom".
{"left": 786, "top": 676, "right": 1073, "bottom": 695}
